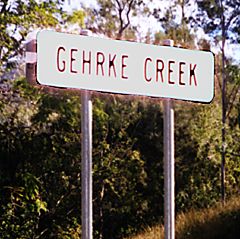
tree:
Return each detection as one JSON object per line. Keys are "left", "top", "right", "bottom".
{"left": 61, "top": 9, "right": 86, "bottom": 34}
{"left": 0, "top": 78, "right": 83, "bottom": 238}
{"left": 84, "top": 0, "right": 149, "bottom": 39}
{"left": 0, "top": 0, "right": 64, "bottom": 73}
{"left": 196, "top": 0, "right": 240, "bottom": 204}
{"left": 153, "top": 0, "right": 195, "bottom": 48}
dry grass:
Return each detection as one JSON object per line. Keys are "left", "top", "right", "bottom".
{"left": 126, "top": 196, "right": 240, "bottom": 239}
{"left": 125, "top": 225, "right": 164, "bottom": 239}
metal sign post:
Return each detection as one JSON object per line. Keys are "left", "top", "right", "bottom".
{"left": 81, "top": 90, "right": 93, "bottom": 239}
{"left": 163, "top": 99, "right": 175, "bottom": 239}
{"left": 80, "top": 30, "right": 93, "bottom": 239}
{"left": 163, "top": 40, "right": 175, "bottom": 239}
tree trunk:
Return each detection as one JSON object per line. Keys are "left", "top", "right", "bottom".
{"left": 220, "top": 0, "right": 226, "bottom": 205}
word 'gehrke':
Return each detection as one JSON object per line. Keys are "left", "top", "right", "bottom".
{"left": 56, "top": 46, "right": 128, "bottom": 80}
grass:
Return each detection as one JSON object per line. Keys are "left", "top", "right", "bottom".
{"left": 126, "top": 196, "right": 240, "bottom": 239}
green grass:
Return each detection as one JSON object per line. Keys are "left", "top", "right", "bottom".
{"left": 126, "top": 196, "right": 240, "bottom": 239}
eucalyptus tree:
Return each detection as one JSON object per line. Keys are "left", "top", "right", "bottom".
{"left": 196, "top": 0, "right": 240, "bottom": 204}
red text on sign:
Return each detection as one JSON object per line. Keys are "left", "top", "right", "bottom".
{"left": 143, "top": 57, "right": 197, "bottom": 86}
{"left": 56, "top": 46, "right": 129, "bottom": 80}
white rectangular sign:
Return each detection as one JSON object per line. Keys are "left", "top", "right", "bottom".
{"left": 37, "top": 30, "right": 214, "bottom": 102}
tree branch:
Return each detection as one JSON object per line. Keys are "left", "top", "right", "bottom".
{"left": 115, "top": 0, "right": 124, "bottom": 39}
{"left": 116, "top": 0, "right": 135, "bottom": 39}
{"left": 125, "top": 0, "right": 134, "bottom": 29}
{"left": 225, "top": 8, "right": 240, "bottom": 30}
{"left": 215, "top": 58, "right": 222, "bottom": 91}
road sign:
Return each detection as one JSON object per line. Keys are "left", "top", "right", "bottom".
{"left": 37, "top": 30, "right": 214, "bottom": 102}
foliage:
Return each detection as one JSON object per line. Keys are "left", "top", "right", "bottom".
{"left": 131, "top": 101, "right": 164, "bottom": 223}
{"left": 0, "top": 173, "right": 47, "bottom": 238}
{"left": 65, "top": 9, "right": 86, "bottom": 28}
{"left": 92, "top": 97, "right": 148, "bottom": 238}
{"left": 61, "top": 9, "right": 86, "bottom": 34}
{"left": 175, "top": 102, "right": 222, "bottom": 210}
{"left": 84, "top": 0, "right": 150, "bottom": 39}
{"left": 196, "top": 0, "right": 240, "bottom": 43}
{"left": 0, "top": 0, "right": 64, "bottom": 72}
{"left": 153, "top": 0, "right": 195, "bottom": 47}
{"left": 0, "top": 78, "right": 83, "bottom": 238}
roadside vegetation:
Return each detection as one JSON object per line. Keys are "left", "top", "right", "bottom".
{"left": 127, "top": 196, "right": 240, "bottom": 239}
